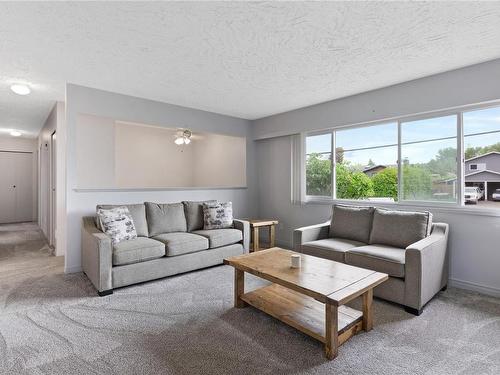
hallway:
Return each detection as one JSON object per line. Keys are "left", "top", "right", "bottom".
{"left": 0, "top": 222, "right": 91, "bottom": 313}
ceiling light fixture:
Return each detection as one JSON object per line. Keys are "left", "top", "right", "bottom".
{"left": 174, "top": 129, "right": 192, "bottom": 145}
{"left": 10, "top": 84, "right": 31, "bottom": 95}
{"left": 10, "top": 130, "right": 22, "bottom": 137}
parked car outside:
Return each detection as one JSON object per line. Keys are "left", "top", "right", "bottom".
{"left": 464, "top": 186, "right": 481, "bottom": 204}
{"left": 492, "top": 189, "right": 500, "bottom": 201}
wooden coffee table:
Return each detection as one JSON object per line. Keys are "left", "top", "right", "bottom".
{"left": 224, "top": 248, "right": 388, "bottom": 360}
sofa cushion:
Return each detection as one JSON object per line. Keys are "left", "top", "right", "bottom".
{"left": 345, "top": 244, "right": 405, "bottom": 278}
{"left": 97, "top": 203, "right": 148, "bottom": 237}
{"left": 192, "top": 229, "right": 242, "bottom": 248}
{"left": 301, "top": 238, "right": 365, "bottom": 263}
{"left": 153, "top": 232, "right": 209, "bottom": 257}
{"left": 183, "top": 200, "right": 218, "bottom": 232}
{"left": 112, "top": 237, "right": 165, "bottom": 266}
{"left": 145, "top": 202, "right": 187, "bottom": 237}
{"left": 369, "top": 208, "right": 433, "bottom": 248}
{"left": 329, "top": 204, "right": 374, "bottom": 243}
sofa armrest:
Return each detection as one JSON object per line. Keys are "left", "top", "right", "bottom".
{"left": 293, "top": 221, "right": 331, "bottom": 252}
{"left": 81, "top": 216, "right": 113, "bottom": 293}
{"left": 404, "top": 222, "right": 449, "bottom": 309}
{"left": 233, "top": 219, "right": 250, "bottom": 252}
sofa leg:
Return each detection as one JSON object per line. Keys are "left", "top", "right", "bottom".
{"left": 441, "top": 285, "right": 448, "bottom": 292}
{"left": 405, "top": 306, "right": 423, "bottom": 316}
{"left": 98, "top": 289, "right": 113, "bottom": 297}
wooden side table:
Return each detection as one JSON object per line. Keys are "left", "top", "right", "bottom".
{"left": 245, "top": 219, "right": 279, "bottom": 252}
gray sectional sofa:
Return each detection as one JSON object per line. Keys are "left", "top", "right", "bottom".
{"left": 82, "top": 201, "right": 250, "bottom": 296}
{"left": 293, "top": 205, "right": 449, "bottom": 315}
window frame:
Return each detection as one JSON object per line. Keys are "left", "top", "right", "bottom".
{"left": 302, "top": 100, "right": 500, "bottom": 212}
{"left": 304, "top": 129, "right": 335, "bottom": 201}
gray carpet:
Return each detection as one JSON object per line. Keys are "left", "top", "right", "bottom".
{"left": 0, "top": 223, "right": 499, "bottom": 374}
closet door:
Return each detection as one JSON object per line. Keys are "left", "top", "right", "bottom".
{"left": 0, "top": 151, "right": 33, "bottom": 223}
{"left": 14, "top": 152, "right": 34, "bottom": 222}
{"left": 0, "top": 152, "right": 17, "bottom": 223}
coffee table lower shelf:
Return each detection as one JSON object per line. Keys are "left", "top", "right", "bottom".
{"left": 240, "top": 283, "right": 363, "bottom": 346}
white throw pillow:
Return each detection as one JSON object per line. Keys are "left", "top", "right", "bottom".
{"left": 97, "top": 206, "right": 137, "bottom": 245}
{"left": 203, "top": 202, "right": 233, "bottom": 230}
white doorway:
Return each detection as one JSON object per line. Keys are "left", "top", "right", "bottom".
{"left": 0, "top": 151, "right": 34, "bottom": 223}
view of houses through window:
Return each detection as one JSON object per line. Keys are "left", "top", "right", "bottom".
{"left": 305, "top": 104, "right": 500, "bottom": 207}
{"left": 462, "top": 106, "right": 500, "bottom": 207}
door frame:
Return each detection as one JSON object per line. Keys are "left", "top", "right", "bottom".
{"left": 49, "top": 130, "right": 57, "bottom": 246}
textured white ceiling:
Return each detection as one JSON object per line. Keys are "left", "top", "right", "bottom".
{"left": 1, "top": 2, "right": 500, "bottom": 137}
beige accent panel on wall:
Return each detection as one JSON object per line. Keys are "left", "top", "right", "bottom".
{"left": 192, "top": 132, "right": 246, "bottom": 187}
{"left": 115, "top": 122, "right": 196, "bottom": 188}
{"left": 75, "top": 115, "right": 246, "bottom": 189}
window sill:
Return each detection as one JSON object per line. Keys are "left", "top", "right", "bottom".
{"left": 302, "top": 198, "right": 500, "bottom": 218}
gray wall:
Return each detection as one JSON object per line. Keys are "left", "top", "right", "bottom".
{"left": 253, "top": 59, "right": 500, "bottom": 297}
{"left": 65, "top": 84, "right": 256, "bottom": 273}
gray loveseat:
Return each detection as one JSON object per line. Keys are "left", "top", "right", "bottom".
{"left": 293, "top": 205, "right": 449, "bottom": 315}
{"left": 82, "top": 201, "right": 250, "bottom": 296}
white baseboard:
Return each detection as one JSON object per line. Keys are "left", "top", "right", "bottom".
{"left": 449, "top": 278, "right": 500, "bottom": 298}
{"left": 65, "top": 265, "right": 82, "bottom": 274}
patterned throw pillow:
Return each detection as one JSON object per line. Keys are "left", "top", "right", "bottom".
{"left": 203, "top": 202, "right": 233, "bottom": 230}
{"left": 97, "top": 206, "right": 137, "bottom": 245}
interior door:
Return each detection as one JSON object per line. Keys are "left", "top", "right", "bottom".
{"left": 0, "top": 151, "right": 33, "bottom": 223}
{"left": 14, "top": 152, "right": 34, "bottom": 222}
{"left": 0, "top": 152, "right": 17, "bottom": 223}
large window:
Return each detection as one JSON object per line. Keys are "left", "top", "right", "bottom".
{"left": 303, "top": 104, "right": 500, "bottom": 208}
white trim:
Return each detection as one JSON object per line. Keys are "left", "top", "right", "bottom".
{"left": 73, "top": 186, "right": 248, "bottom": 192}
{"left": 457, "top": 113, "right": 464, "bottom": 205}
{"left": 332, "top": 131, "right": 336, "bottom": 200}
{"left": 449, "top": 278, "right": 500, "bottom": 298}
{"left": 465, "top": 169, "right": 500, "bottom": 177}
{"left": 397, "top": 121, "right": 402, "bottom": 201}
{"left": 464, "top": 151, "right": 500, "bottom": 162}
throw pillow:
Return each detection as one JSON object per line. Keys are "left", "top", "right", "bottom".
{"left": 97, "top": 206, "right": 137, "bottom": 245}
{"left": 96, "top": 203, "right": 148, "bottom": 237}
{"left": 203, "top": 202, "right": 233, "bottom": 230}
